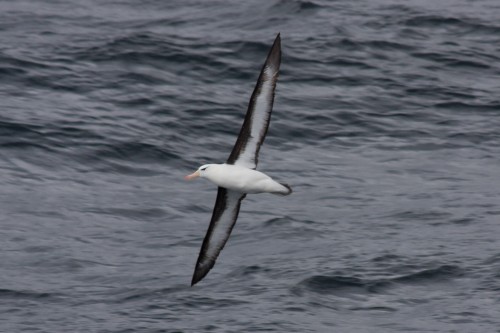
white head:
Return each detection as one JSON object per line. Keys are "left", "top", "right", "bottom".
{"left": 184, "top": 164, "right": 216, "bottom": 181}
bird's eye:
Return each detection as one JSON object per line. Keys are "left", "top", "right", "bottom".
{"left": 201, "top": 167, "right": 207, "bottom": 171}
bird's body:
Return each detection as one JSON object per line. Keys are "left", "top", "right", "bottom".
{"left": 185, "top": 34, "right": 290, "bottom": 285}
{"left": 195, "top": 163, "right": 291, "bottom": 195}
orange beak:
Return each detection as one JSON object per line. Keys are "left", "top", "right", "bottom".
{"left": 184, "top": 170, "right": 200, "bottom": 180}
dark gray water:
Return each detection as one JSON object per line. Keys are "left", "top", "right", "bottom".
{"left": 1, "top": 0, "right": 500, "bottom": 332}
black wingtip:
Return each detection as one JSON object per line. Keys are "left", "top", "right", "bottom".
{"left": 267, "top": 33, "right": 281, "bottom": 69}
{"left": 191, "top": 263, "right": 210, "bottom": 286}
{"left": 191, "top": 273, "right": 198, "bottom": 286}
{"left": 191, "top": 272, "right": 202, "bottom": 286}
{"left": 273, "top": 33, "right": 281, "bottom": 50}
{"left": 191, "top": 256, "right": 216, "bottom": 286}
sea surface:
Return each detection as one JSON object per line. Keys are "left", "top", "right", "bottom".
{"left": 1, "top": 0, "right": 500, "bottom": 332}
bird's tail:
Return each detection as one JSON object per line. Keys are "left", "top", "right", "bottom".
{"left": 272, "top": 183, "right": 293, "bottom": 196}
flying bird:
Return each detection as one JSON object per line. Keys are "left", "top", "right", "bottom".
{"left": 185, "top": 34, "right": 291, "bottom": 286}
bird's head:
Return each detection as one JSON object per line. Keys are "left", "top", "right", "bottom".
{"left": 184, "top": 164, "right": 213, "bottom": 180}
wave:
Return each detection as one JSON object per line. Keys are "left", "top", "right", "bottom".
{"left": 294, "top": 265, "right": 463, "bottom": 295}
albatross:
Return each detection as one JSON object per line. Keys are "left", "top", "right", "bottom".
{"left": 185, "top": 33, "right": 291, "bottom": 286}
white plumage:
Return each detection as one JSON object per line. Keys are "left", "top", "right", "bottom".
{"left": 196, "top": 163, "right": 291, "bottom": 195}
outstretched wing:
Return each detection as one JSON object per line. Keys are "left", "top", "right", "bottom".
{"left": 226, "top": 33, "right": 281, "bottom": 169}
{"left": 191, "top": 188, "right": 246, "bottom": 286}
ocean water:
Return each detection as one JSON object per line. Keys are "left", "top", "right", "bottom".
{"left": 1, "top": 0, "right": 500, "bottom": 332}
